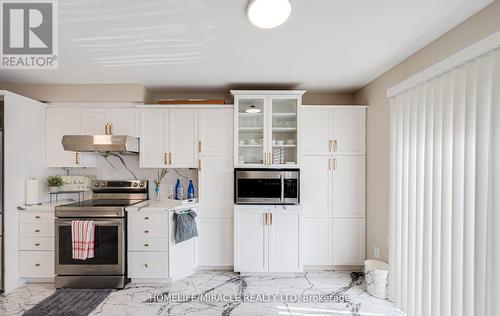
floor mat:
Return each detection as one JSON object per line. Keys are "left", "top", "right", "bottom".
{"left": 23, "top": 288, "right": 112, "bottom": 316}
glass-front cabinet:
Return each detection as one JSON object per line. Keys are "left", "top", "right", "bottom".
{"left": 232, "top": 90, "right": 305, "bottom": 168}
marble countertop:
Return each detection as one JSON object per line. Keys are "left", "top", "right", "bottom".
{"left": 127, "top": 198, "right": 199, "bottom": 212}
{"left": 19, "top": 200, "right": 75, "bottom": 212}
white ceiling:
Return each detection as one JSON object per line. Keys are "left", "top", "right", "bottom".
{"left": 0, "top": 0, "right": 492, "bottom": 92}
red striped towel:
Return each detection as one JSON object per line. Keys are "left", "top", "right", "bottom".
{"left": 71, "top": 220, "right": 95, "bottom": 260}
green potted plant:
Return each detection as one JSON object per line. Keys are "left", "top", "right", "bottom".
{"left": 47, "top": 176, "right": 64, "bottom": 193}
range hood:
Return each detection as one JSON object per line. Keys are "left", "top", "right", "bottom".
{"left": 62, "top": 135, "right": 139, "bottom": 155}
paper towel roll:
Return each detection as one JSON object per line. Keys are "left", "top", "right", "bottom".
{"left": 26, "top": 178, "right": 40, "bottom": 206}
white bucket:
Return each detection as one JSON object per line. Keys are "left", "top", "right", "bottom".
{"left": 364, "top": 260, "right": 389, "bottom": 299}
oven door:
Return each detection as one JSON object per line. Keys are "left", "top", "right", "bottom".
{"left": 235, "top": 170, "right": 282, "bottom": 204}
{"left": 55, "top": 218, "right": 125, "bottom": 275}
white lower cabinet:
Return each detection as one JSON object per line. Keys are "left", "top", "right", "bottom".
{"left": 168, "top": 211, "right": 197, "bottom": 279}
{"left": 128, "top": 252, "right": 169, "bottom": 279}
{"left": 20, "top": 251, "right": 54, "bottom": 278}
{"left": 268, "top": 210, "right": 302, "bottom": 272}
{"left": 332, "top": 218, "right": 365, "bottom": 265}
{"left": 127, "top": 209, "right": 198, "bottom": 281}
{"left": 303, "top": 218, "right": 332, "bottom": 266}
{"left": 234, "top": 206, "right": 302, "bottom": 273}
{"left": 198, "top": 219, "right": 233, "bottom": 267}
{"left": 19, "top": 211, "right": 55, "bottom": 278}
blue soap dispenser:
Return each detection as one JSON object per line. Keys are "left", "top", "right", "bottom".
{"left": 187, "top": 180, "right": 195, "bottom": 199}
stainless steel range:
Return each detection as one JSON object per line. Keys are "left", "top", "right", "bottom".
{"left": 54, "top": 180, "right": 148, "bottom": 289}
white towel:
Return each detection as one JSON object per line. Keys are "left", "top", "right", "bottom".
{"left": 71, "top": 220, "right": 95, "bottom": 260}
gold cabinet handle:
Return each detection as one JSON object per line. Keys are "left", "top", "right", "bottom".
{"left": 270, "top": 213, "right": 273, "bottom": 225}
{"left": 333, "top": 158, "right": 337, "bottom": 170}
{"left": 333, "top": 139, "right": 337, "bottom": 152}
{"left": 198, "top": 140, "right": 202, "bottom": 153}
{"left": 329, "top": 140, "right": 333, "bottom": 152}
{"left": 199, "top": 159, "right": 201, "bottom": 171}
{"left": 268, "top": 153, "right": 272, "bottom": 165}
{"left": 328, "top": 158, "right": 332, "bottom": 170}
{"left": 35, "top": 229, "right": 40, "bottom": 233}
{"left": 169, "top": 153, "right": 172, "bottom": 164}
{"left": 144, "top": 263, "right": 149, "bottom": 268}
{"left": 144, "top": 230, "right": 149, "bottom": 233}
{"left": 35, "top": 263, "right": 40, "bottom": 267}
{"left": 144, "top": 243, "right": 149, "bottom": 247}
{"left": 75, "top": 152, "right": 81, "bottom": 165}
{"left": 164, "top": 153, "right": 168, "bottom": 165}
{"left": 35, "top": 216, "right": 40, "bottom": 219}
{"left": 34, "top": 243, "right": 40, "bottom": 246}
{"left": 144, "top": 216, "right": 149, "bottom": 220}
{"left": 263, "top": 153, "right": 267, "bottom": 165}
{"left": 263, "top": 213, "right": 267, "bottom": 225}
{"left": 109, "top": 123, "right": 113, "bottom": 135}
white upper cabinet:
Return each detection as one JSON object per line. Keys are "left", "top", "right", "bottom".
{"left": 140, "top": 109, "right": 167, "bottom": 168}
{"left": 198, "top": 108, "right": 233, "bottom": 157}
{"left": 168, "top": 109, "right": 198, "bottom": 168}
{"left": 331, "top": 108, "right": 366, "bottom": 155}
{"left": 46, "top": 107, "right": 96, "bottom": 168}
{"left": 139, "top": 108, "right": 198, "bottom": 168}
{"left": 300, "top": 107, "right": 332, "bottom": 155}
{"left": 81, "top": 107, "right": 139, "bottom": 137}
{"left": 110, "top": 108, "right": 140, "bottom": 137}
{"left": 81, "top": 108, "right": 109, "bottom": 135}
{"left": 300, "top": 106, "right": 366, "bottom": 156}
{"left": 232, "top": 91, "right": 304, "bottom": 168}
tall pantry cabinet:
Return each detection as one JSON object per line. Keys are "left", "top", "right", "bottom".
{"left": 197, "top": 107, "right": 234, "bottom": 268}
{"left": 300, "top": 106, "right": 366, "bottom": 267}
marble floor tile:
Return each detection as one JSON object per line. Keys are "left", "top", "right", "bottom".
{"left": 0, "top": 271, "right": 405, "bottom": 316}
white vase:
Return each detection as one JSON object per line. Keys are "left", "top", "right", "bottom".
{"left": 49, "top": 186, "right": 60, "bottom": 193}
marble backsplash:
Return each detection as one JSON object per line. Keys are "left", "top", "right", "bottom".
{"left": 46, "top": 154, "right": 198, "bottom": 201}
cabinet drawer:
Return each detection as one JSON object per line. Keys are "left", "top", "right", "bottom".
{"left": 20, "top": 237, "right": 54, "bottom": 251}
{"left": 20, "top": 212, "right": 54, "bottom": 224}
{"left": 20, "top": 251, "right": 54, "bottom": 278}
{"left": 129, "top": 212, "right": 167, "bottom": 226}
{"left": 20, "top": 223, "right": 54, "bottom": 237}
{"left": 129, "top": 238, "right": 168, "bottom": 252}
{"left": 128, "top": 251, "right": 168, "bottom": 278}
{"left": 130, "top": 224, "right": 166, "bottom": 238}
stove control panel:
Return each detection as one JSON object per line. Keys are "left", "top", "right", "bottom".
{"left": 91, "top": 180, "right": 148, "bottom": 192}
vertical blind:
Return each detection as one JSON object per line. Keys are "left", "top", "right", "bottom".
{"left": 389, "top": 48, "right": 499, "bottom": 316}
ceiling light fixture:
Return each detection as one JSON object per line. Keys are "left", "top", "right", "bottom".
{"left": 245, "top": 105, "right": 262, "bottom": 113}
{"left": 247, "top": 0, "right": 292, "bottom": 29}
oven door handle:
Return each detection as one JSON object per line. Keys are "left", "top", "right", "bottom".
{"left": 55, "top": 219, "right": 124, "bottom": 226}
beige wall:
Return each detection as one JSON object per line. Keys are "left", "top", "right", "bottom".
{"left": 0, "top": 83, "right": 145, "bottom": 103}
{"left": 354, "top": 0, "right": 500, "bottom": 261}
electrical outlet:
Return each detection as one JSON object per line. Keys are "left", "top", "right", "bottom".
{"left": 374, "top": 246, "right": 380, "bottom": 258}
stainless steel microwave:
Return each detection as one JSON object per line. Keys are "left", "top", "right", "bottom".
{"left": 234, "top": 169, "right": 300, "bottom": 205}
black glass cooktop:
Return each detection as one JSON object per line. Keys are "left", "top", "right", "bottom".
{"left": 58, "top": 199, "right": 143, "bottom": 208}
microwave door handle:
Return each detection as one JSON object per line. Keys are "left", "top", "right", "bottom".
{"left": 280, "top": 174, "right": 285, "bottom": 203}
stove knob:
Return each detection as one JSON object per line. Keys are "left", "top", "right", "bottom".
{"left": 100, "top": 182, "right": 106, "bottom": 187}
{"left": 132, "top": 182, "right": 138, "bottom": 187}
{"left": 94, "top": 183, "right": 99, "bottom": 187}
{"left": 139, "top": 182, "right": 145, "bottom": 187}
